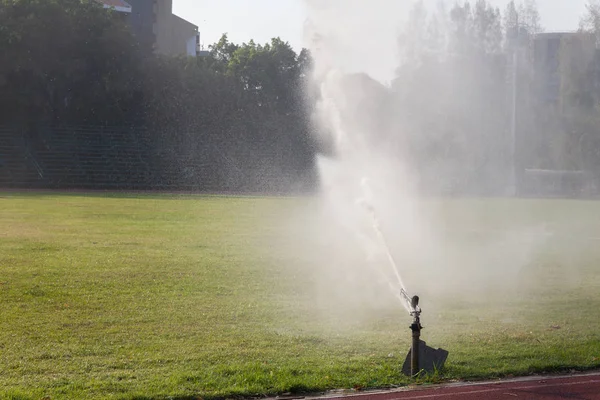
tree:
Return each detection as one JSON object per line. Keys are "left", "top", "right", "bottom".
{"left": 396, "top": 1, "right": 429, "bottom": 71}
{"left": 209, "top": 34, "right": 239, "bottom": 64}
{"left": 581, "top": 0, "right": 600, "bottom": 46}
{"left": 518, "top": 0, "right": 542, "bottom": 36}
{"left": 473, "top": 0, "right": 503, "bottom": 54}
{"left": 0, "top": 2, "right": 317, "bottom": 192}
{"left": 503, "top": 0, "right": 519, "bottom": 48}
{"left": 0, "top": 0, "right": 142, "bottom": 126}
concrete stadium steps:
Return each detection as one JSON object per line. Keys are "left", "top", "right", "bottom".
{"left": 0, "top": 129, "right": 45, "bottom": 187}
{"left": 0, "top": 127, "right": 159, "bottom": 189}
{"left": 0, "top": 127, "right": 287, "bottom": 191}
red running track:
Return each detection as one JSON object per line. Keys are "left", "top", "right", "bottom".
{"left": 316, "top": 373, "right": 600, "bottom": 400}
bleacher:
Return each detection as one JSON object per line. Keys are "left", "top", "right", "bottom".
{"left": 0, "top": 126, "right": 309, "bottom": 193}
{"left": 0, "top": 127, "right": 45, "bottom": 188}
{"left": 0, "top": 127, "right": 164, "bottom": 189}
{"left": 520, "top": 168, "right": 597, "bottom": 198}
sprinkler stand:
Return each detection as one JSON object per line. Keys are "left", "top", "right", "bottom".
{"left": 402, "top": 295, "right": 449, "bottom": 378}
{"left": 410, "top": 296, "right": 422, "bottom": 377}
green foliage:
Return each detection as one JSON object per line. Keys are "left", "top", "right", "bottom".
{"left": 0, "top": 0, "right": 142, "bottom": 126}
{"left": 518, "top": 0, "right": 543, "bottom": 35}
{"left": 4, "top": 0, "right": 600, "bottom": 194}
{"left": 0, "top": 1, "right": 316, "bottom": 192}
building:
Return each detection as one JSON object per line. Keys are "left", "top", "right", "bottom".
{"left": 533, "top": 32, "right": 597, "bottom": 106}
{"left": 521, "top": 32, "right": 599, "bottom": 196}
{"left": 533, "top": 32, "right": 575, "bottom": 105}
{"left": 97, "top": 0, "right": 200, "bottom": 57}
{"left": 98, "top": 0, "right": 132, "bottom": 13}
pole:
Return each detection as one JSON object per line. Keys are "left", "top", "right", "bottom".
{"left": 509, "top": 15, "right": 519, "bottom": 197}
{"left": 409, "top": 295, "right": 422, "bottom": 377}
{"left": 510, "top": 51, "right": 517, "bottom": 196}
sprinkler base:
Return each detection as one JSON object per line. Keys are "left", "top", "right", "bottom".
{"left": 402, "top": 340, "right": 449, "bottom": 377}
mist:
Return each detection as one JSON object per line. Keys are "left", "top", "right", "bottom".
{"left": 277, "top": 0, "right": 596, "bottom": 329}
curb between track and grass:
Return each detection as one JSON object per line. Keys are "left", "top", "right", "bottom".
{"left": 268, "top": 371, "right": 600, "bottom": 400}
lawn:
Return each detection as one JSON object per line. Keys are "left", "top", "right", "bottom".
{"left": 1, "top": 192, "right": 599, "bottom": 400}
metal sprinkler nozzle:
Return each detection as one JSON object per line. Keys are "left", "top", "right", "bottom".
{"left": 402, "top": 295, "right": 449, "bottom": 378}
{"left": 410, "top": 295, "right": 420, "bottom": 315}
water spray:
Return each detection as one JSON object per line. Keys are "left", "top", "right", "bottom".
{"left": 358, "top": 178, "right": 448, "bottom": 378}
{"left": 357, "top": 178, "right": 416, "bottom": 313}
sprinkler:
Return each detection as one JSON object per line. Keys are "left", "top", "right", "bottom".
{"left": 409, "top": 295, "right": 422, "bottom": 377}
{"left": 356, "top": 180, "right": 448, "bottom": 377}
{"left": 401, "top": 293, "right": 449, "bottom": 378}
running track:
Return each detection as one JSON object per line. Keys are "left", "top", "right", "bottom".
{"left": 312, "top": 373, "right": 600, "bottom": 400}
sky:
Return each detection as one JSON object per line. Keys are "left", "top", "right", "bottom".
{"left": 173, "top": 0, "right": 589, "bottom": 52}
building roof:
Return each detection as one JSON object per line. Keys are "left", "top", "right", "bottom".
{"left": 173, "top": 14, "right": 199, "bottom": 32}
{"left": 96, "top": 0, "right": 132, "bottom": 13}
{"left": 535, "top": 31, "right": 578, "bottom": 40}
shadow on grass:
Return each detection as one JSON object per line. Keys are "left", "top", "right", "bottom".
{"left": 0, "top": 190, "right": 213, "bottom": 200}
{"left": 6, "top": 366, "right": 600, "bottom": 400}
{"left": 122, "top": 364, "right": 600, "bottom": 400}
{"left": 0, "top": 189, "right": 285, "bottom": 200}
{"left": 128, "top": 397, "right": 201, "bottom": 400}
{"left": 525, "top": 364, "right": 600, "bottom": 377}
{"left": 125, "top": 384, "right": 328, "bottom": 400}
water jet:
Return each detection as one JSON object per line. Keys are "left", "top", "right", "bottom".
{"left": 358, "top": 182, "right": 448, "bottom": 377}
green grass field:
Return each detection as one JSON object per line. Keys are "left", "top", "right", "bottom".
{"left": 1, "top": 192, "right": 599, "bottom": 400}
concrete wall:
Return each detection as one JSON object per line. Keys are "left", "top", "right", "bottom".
{"left": 125, "top": 0, "right": 197, "bottom": 57}
{"left": 159, "top": 14, "right": 198, "bottom": 56}
{"left": 533, "top": 32, "right": 596, "bottom": 105}
{"left": 186, "top": 35, "right": 197, "bottom": 57}
{"left": 153, "top": 0, "right": 174, "bottom": 55}
{"left": 126, "top": 0, "right": 157, "bottom": 53}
